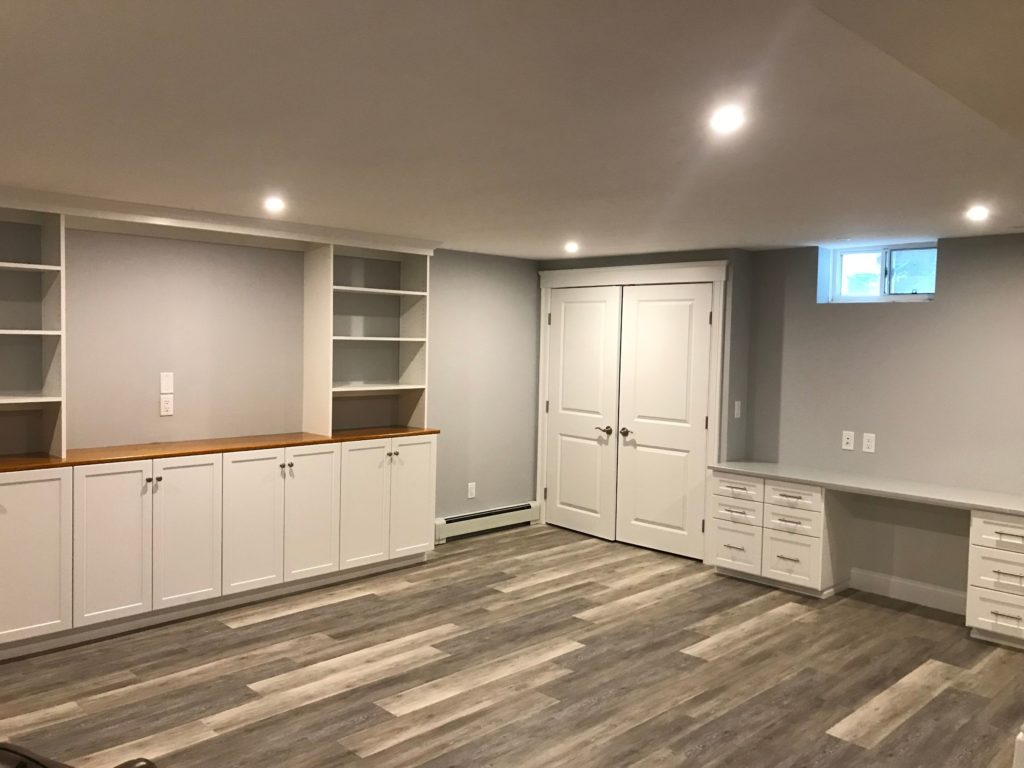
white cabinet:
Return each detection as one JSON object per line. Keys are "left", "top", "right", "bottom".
{"left": 340, "top": 434, "right": 436, "bottom": 568}
{"left": 968, "top": 510, "right": 1024, "bottom": 646}
{"left": 153, "top": 454, "right": 223, "bottom": 608}
{"left": 73, "top": 460, "right": 153, "bottom": 626}
{"left": 340, "top": 438, "right": 391, "bottom": 568}
{"left": 284, "top": 443, "right": 341, "bottom": 581}
{"left": 389, "top": 433, "right": 437, "bottom": 558}
{"left": 223, "top": 448, "right": 286, "bottom": 595}
{"left": 0, "top": 467, "right": 72, "bottom": 643}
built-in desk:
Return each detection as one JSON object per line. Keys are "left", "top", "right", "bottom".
{"left": 706, "top": 461, "right": 1024, "bottom": 652}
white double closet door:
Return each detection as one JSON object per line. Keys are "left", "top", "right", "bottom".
{"left": 545, "top": 283, "right": 712, "bottom": 558}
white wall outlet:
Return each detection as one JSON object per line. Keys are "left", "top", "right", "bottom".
{"left": 734, "top": 400, "right": 742, "bottom": 419}
{"left": 160, "top": 394, "right": 174, "bottom": 416}
{"left": 160, "top": 371, "right": 174, "bottom": 394}
{"left": 467, "top": 481, "right": 476, "bottom": 499}
{"left": 862, "top": 432, "right": 876, "bottom": 453}
{"left": 841, "top": 430, "right": 855, "bottom": 451}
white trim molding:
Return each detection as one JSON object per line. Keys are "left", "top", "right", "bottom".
{"left": 535, "top": 260, "right": 729, "bottom": 526}
{"left": 1014, "top": 723, "right": 1024, "bottom": 768}
{"left": 849, "top": 567, "right": 967, "bottom": 615}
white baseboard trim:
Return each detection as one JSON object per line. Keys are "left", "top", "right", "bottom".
{"left": 435, "top": 502, "right": 538, "bottom": 543}
{"left": 1014, "top": 729, "right": 1024, "bottom": 768}
{"left": 849, "top": 567, "right": 966, "bottom": 615}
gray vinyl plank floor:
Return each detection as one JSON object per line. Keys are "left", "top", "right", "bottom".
{"left": 1, "top": 524, "right": 1021, "bottom": 767}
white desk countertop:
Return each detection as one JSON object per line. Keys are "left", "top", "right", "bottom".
{"left": 709, "top": 461, "right": 1024, "bottom": 517}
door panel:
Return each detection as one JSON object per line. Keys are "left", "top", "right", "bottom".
{"left": 389, "top": 434, "right": 436, "bottom": 558}
{"left": 153, "top": 454, "right": 223, "bottom": 608}
{"left": 340, "top": 438, "right": 391, "bottom": 569}
{"left": 222, "top": 448, "right": 285, "bottom": 595}
{"left": 616, "top": 283, "right": 713, "bottom": 557}
{"left": 73, "top": 460, "right": 153, "bottom": 626}
{"left": 545, "top": 286, "right": 621, "bottom": 540}
{"left": 284, "top": 443, "right": 341, "bottom": 581}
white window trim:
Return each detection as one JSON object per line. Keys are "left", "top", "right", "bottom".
{"left": 824, "top": 243, "right": 937, "bottom": 304}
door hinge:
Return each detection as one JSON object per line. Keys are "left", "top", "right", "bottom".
{"left": 705, "top": 416, "right": 709, "bottom": 429}
{"left": 543, "top": 487, "right": 548, "bottom": 500}
{"left": 545, "top": 400, "right": 549, "bottom": 413}
{"left": 702, "top": 519, "right": 705, "bottom": 533}
{"left": 709, "top": 311, "right": 713, "bottom": 325}
{"left": 547, "top": 312, "right": 552, "bottom": 325}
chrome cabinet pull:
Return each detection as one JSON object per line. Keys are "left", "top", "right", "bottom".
{"left": 993, "top": 570, "right": 1024, "bottom": 580}
{"left": 724, "top": 508, "right": 750, "bottom": 516}
{"left": 777, "top": 517, "right": 803, "bottom": 525}
{"left": 992, "top": 610, "right": 1023, "bottom": 622}
{"left": 723, "top": 484, "right": 748, "bottom": 492}
{"left": 994, "top": 530, "right": 1024, "bottom": 541}
{"left": 723, "top": 544, "right": 745, "bottom": 551}
{"left": 777, "top": 493, "right": 804, "bottom": 501}
{"left": 776, "top": 554, "right": 801, "bottom": 563}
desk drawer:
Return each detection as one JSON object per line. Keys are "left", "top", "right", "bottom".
{"left": 762, "top": 529, "right": 822, "bottom": 591}
{"left": 708, "top": 519, "right": 762, "bottom": 576}
{"left": 711, "top": 472, "right": 764, "bottom": 502}
{"left": 969, "top": 545, "right": 1024, "bottom": 597}
{"left": 765, "top": 481, "right": 824, "bottom": 512}
{"left": 710, "top": 496, "right": 763, "bottom": 527}
{"left": 966, "top": 586, "right": 1024, "bottom": 641}
{"left": 971, "top": 511, "right": 1024, "bottom": 554}
{"left": 764, "top": 503, "right": 822, "bottom": 539}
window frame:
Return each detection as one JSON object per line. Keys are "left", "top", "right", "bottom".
{"left": 829, "top": 243, "right": 937, "bottom": 304}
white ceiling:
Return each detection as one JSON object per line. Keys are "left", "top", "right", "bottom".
{"left": 0, "top": 0, "right": 1022, "bottom": 259}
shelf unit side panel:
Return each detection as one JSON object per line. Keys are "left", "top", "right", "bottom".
{"left": 302, "top": 245, "right": 333, "bottom": 436}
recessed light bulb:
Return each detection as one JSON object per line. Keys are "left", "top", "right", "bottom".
{"left": 964, "top": 204, "right": 990, "bottom": 222}
{"left": 263, "top": 195, "right": 286, "bottom": 214}
{"left": 709, "top": 104, "right": 746, "bottom": 135}
{"left": 564, "top": 241, "right": 580, "bottom": 254}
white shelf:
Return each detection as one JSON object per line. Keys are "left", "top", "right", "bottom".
{"left": 0, "top": 329, "right": 62, "bottom": 336}
{"left": 333, "top": 285, "right": 427, "bottom": 297}
{"left": 332, "top": 384, "right": 426, "bottom": 394}
{"left": 333, "top": 336, "right": 426, "bottom": 342}
{"left": 0, "top": 261, "right": 61, "bottom": 273}
{"left": 0, "top": 393, "right": 62, "bottom": 405}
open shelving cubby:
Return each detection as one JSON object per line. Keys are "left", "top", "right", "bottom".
{"left": 0, "top": 207, "right": 66, "bottom": 458}
{"left": 330, "top": 245, "right": 429, "bottom": 432}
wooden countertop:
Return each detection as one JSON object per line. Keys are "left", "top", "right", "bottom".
{"left": 0, "top": 426, "right": 440, "bottom": 473}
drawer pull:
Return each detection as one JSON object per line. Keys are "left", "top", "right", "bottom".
{"left": 777, "top": 493, "right": 804, "bottom": 501}
{"left": 723, "top": 484, "right": 749, "bottom": 492}
{"left": 777, "top": 517, "right": 803, "bottom": 525}
{"left": 723, "top": 544, "right": 746, "bottom": 552}
{"left": 724, "top": 508, "right": 751, "bottom": 516}
{"left": 776, "top": 554, "right": 801, "bottom": 563}
{"left": 995, "top": 530, "right": 1024, "bottom": 542}
{"left": 991, "top": 610, "right": 1023, "bottom": 622}
{"left": 993, "top": 570, "right": 1024, "bottom": 581}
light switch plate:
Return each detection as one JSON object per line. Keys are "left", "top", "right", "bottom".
{"left": 160, "top": 394, "right": 174, "bottom": 416}
{"left": 160, "top": 372, "right": 174, "bottom": 394}
{"left": 467, "top": 481, "right": 476, "bottom": 499}
{"left": 862, "top": 432, "right": 876, "bottom": 453}
{"left": 841, "top": 430, "right": 855, "bottom": 451}
{"left": 734, "top": 400, "right": 742, "bottom": 419}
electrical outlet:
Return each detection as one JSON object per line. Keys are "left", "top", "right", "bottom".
{"left": 841, "top": 430, "right": 855, "bottom": 451}
{"left": 467, "top": 481, "right": 476, "bottom": 499}
{"left": 160, "top": 394, "right": 174, "bottom": 416}
{"left": 733, "top": 400, "right": 742, "bottom": 419}
{"left": 862, "top": 432, "right": 876, "bottom": 453}
{"left": 160, "top": 371, "right": 174, "bottom": 394}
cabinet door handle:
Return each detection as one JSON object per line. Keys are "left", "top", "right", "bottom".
{"left": 386, "top": 452, "right": 393, "bottom": 457}
{"left": 723, "top": 544, "right": 745, "bottom": 551}
{"left": 145, "top": 477, "right": 153, "bottom": 483}
{"left": 393, "top": 450, "right": 400, "bottom": 456}
{"left": 994, "top": 530, "right": 1024, "bottom": 542}
{"left": 279, "top": 463, "right": 286, "bottom": 469}
{"left": 287, "top": 462, "right": 294, "bottom": 468}
{"left": 776, "top": 554, "right": 801, "bottom": 563}
{"left": 155, "top": 476, "right": 163, "bottom": 482}
{"left": 992, "top": 610, "right": 1022, "bottom": 622}
{"left": 993, "top": 570, "right": 1024, "bottom": 580}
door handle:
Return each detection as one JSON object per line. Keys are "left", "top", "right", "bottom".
{"left": 594, "top": 426, "right": 613, "bottom": 436}
{"left": 619, "top": 427, "right": 633, "bottom": 438}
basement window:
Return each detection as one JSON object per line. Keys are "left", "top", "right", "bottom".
{"left": 820, "top": 244, "right": 937, "bottom": 303}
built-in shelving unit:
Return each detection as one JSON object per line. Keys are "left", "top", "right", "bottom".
{"left": 0, "top": 207, "right": 66, "bottom": 459}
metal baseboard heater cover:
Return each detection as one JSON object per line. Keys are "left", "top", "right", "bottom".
{"left": 435, "top": 502, "right": 538, "bottom": 543}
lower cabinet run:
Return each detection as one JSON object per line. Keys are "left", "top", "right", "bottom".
{"left": 223, "top": 449, "right": 287, "bottom": 595}
{"left": 967, "top": 510, "right": 1024, "bottom": 646}
{"left": 284, "top": 444, "right": 341, "bottom": 581}
{"left": 0, "top": 467, "right": 73, "bottom": 643}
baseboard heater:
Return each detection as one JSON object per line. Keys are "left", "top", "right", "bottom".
{"left": 435, "top": 502, "right": 538, "bottom": 543}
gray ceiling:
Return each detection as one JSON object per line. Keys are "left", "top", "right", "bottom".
{"left": 1, "top": 0, "right": 1022, "bottom": 258}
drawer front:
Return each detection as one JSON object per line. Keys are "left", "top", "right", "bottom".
{"left": 764, "top": 503, "right": 822, "bottom": 539}
{"left": 710, "top": 496, "right": 764, "bottom": 528}
{"left": 971, "top": 510, "right": 1024, "bottom": 554}
{"left": 969, "top": 545, "right": 1024, "bottom": 597}
{"left": 762, "top": 529, "right": 823, "bottom": 590}
{"left": 708, "top": 519, "right": 762, "bottom": 576}
{"left": 765, "top": 480, "right": 824, "bottom": 512}
{"left": 712, "top": 472, "right": 764, "bottom": 502}
{"left": 966, "top": 586, "right": 1024, "bottom": 640}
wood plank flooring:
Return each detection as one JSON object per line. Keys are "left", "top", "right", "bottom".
{"left": 1, "top": 524, "right": 1022, "bottom": 767}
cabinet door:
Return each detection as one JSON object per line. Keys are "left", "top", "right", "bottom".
{"left": 340, "top": 438, "right": 391, "bottom": 569}
{"left": 0, "top": 467, "right": 72, "bottom": 643}
{"left": 153, "top": 454, "right": 223, "bottom": 608}
{"left": 222, "top": 448, "right": 285, "bottom": 595}
{"left": 389, "top": 434, "right": 436, "bottom": 558}
{"left": 284, "top": 443, "right": 340, "bottom": 581}
{"left": 73, "top": 460, "right": 153, "bottom": 626}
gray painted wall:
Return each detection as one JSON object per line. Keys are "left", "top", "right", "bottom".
{"left": 545, "top": 248, "right": 753, "bottom": 461}
{"left": 66, "top": 229, "right": 304, "bottom": 447}
{"left": 428, "top": 249, "right": 540, "bottom": 518}
{"left": 747, "top": 234, "right": 1024, "bottom": 495}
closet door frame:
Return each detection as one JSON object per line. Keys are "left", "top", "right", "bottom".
{"left": 536, "top": 261, "right": 728, "bottom": 543}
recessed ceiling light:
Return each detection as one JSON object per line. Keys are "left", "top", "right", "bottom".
{"left": 709, "top": 104, "right": 746, "bottom": 135}
{"left": 964, "top": 204, "right": 990, "bottom": 223}
{"left": 564, "top": 241, "right": 580, "bottom": 254}
{"left": 263, "top": 195, "right": 286, "bottom": 214}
